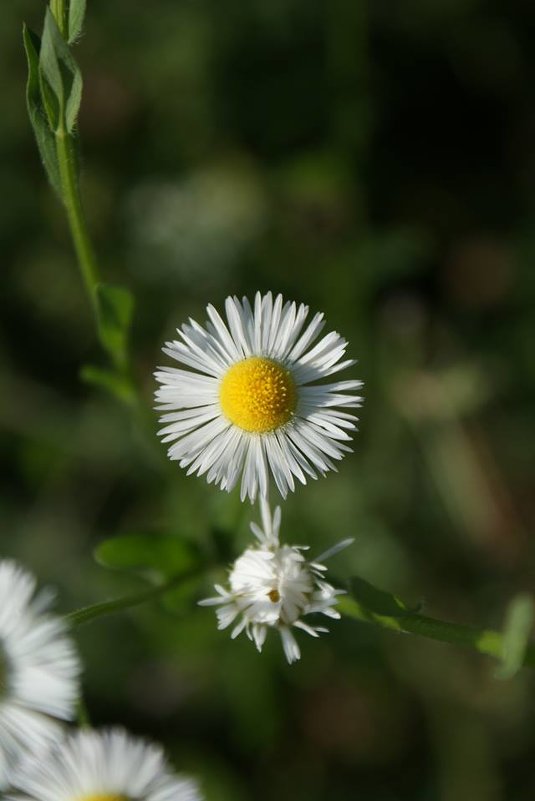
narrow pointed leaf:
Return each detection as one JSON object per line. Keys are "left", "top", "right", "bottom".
{"left": 349, "top": 576, "right": 408, "bottom": 617}
{"left": 68, "top": 0, "right": 87, "bottom": 43}
{"left": 22, "top": 24, "right": 61, "bottom": 195}
{"left": 39, "top": 9, "right": 83, "bottom": 133}
{"left": 39, "top": 11, "right": 64, "bottom": 118}
{"left": 342, "top": 576, "right": 535, "bottom": 671}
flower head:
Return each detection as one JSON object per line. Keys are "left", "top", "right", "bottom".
{"left": 155, "top": 292, "right": 363, "bottom": 501}
{"left": 0, "top": 560, "right": 80, "bottom": 787}
{"left": 199, "top": 499, "right": 351, "bottom": 664}
{"left": 7, "top": 727, "right": 203, "bottom": 801}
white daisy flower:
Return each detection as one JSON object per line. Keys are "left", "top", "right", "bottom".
{"left": 0, "top": 560, "right": 80, "bottom": 788}
{"left": 199, "top": 499, "right": 352, "bottom": 664}
{"left": 155, "top": 291, "right": 363, "bottom": 502}
{"left": 7, "top": 727, "right": 203, "bottom": 801}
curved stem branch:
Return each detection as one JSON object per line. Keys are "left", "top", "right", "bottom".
{"left": 339, "top": 596, "right": 535, "bottom": 669}
{"left": 66, "top": 571, "right": 199, "bottom": 628}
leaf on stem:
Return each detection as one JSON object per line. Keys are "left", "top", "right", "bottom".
{"left": 95, "top": 283, "right": 134, "bottom": 368}
{"left": 495, "top": 593, "right": 535, "bottom": 680}
{"left": 95, "top": 533, "right": 200, "bottom": 579}
{"left": 23, "top": 25, "right": 62, "bottom": 196}
{"left": 68, "top": 0, "right": 87, "bottom": 44}
{"left": 39, "top": 8, "right": 82, "bottom": 133}
{"left": 348, "top": 576, "right": 409, "bottom": 617}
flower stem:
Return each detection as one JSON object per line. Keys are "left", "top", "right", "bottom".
{"left": 339, "top": 596, "right": 535, "bottom": 669}
{"left": 55, "top": 128, "right": 101, "bottom": 315}
{"left": 66, "top": 571, "right": 199, "bottom": 628}
{"left": 76, "top": 697, "right": 91, "bottom": 727}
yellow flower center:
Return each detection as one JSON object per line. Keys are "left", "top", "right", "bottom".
{"left": 219, "top": 357, "right": 297, "bottom": 433}
{"left": 79, "top": 796, "right": 127, "bottom": 801}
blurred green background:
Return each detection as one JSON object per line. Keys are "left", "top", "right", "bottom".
{"left": 2, "top": 1, "right": 535, "bottom": 799}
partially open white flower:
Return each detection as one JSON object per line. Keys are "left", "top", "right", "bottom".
{"left": 0, "top": 560, "right": 80, "bottom": 788}
{"left": 199, "top": 499, "right": 351, "bottom": 664}
{"left": 155, "top": 291, "right": 363, "bottom": 502}
{"left": 7, "top": 727, "right": 203, "bottom": 801}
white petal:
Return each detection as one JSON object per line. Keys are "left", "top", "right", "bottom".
{"left": 155, "top": 293, "right": 362, "bottom": 500}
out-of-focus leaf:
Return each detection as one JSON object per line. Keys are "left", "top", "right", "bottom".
{"left": 496, "top": 593, "right": 535, "bottom": 680}
{"left": 360, "top": 227, "right": 432, "bottom": 283}
{"left": 95, "top": 533, "right": 200, "bottom": 578}
{"left": 68, "top": 0, "right": 87, "bottom": 44}
{"left": 39, "top": 9, "right": 82, "bottom": 132}
{"left": 349, "top": 576, "right": 409, "bottom": 617}
{"left": 95, "top": 284, "right": 134, "bottom": 367}
{"left": 160, "top": 575, "right": 205, "bottom": 614}
{"left": 22, "top": 24, "right": 61, "bottom": 196}
{"left": 80, "top": 364, "right": 136, "bottom": 405}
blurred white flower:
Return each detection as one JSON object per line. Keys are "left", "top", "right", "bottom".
{"left": 7, "top": 727, "right": 203, "bottom": 801}
{"left": 126, "top": 161, "right": 265, "bottom": 287}
{"left": 0, "top": 560, "right": 80, "bottom": 788}
{"left": 199, "top": 499, "right": 352, "bottom": 664}
{"left": 155, "top": 291, "right": 363, "bottom": 502}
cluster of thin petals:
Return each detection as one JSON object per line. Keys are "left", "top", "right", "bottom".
{"left": 200, "top": 498, "right": 351, "bottom": 664}
{"left": 7, "top": 727, "right": 202, "bottom": 801}
{"left": 0, "top": 560, "right": 80, "bottom": 788}
{"left": 155, "top": 291, "right": 363, "bottom": 502}
{"left": 0, "top": 562, "right": 202, "bottom": 800}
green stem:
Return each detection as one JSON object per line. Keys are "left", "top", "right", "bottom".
{"left": 76, "top": 697, "right": 91, "bottom": 727}
{"left": 339, "top": 596, "right": 535, "bottom": 669}
{"left": 55, "top": 128, "right": 101, "bottom": 314}
{"left": 66, "top": 571, "right": 198, "bottom": 628}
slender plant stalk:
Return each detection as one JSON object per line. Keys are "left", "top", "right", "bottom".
{"left": 66, "top": 574, "right": 534, "bottom": 670}
{"left": 56, "top": 128, "right": 101, "bottom": 314}
{"left": 46, "top": 0, "right": 104, "bottom": 327}
{"left": 76, "top": 697, "right": 91, "bottom": 727}
{"left": 339, "top": 596, "right": 535, "bottom": 669}
{"left": 66, "top": 571, "right": 200, "bottom": 627}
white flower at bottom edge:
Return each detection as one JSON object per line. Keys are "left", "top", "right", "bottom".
{"left": 6, "top": 727, "right": 203, "bottom": 801}
{"left": 0, "top": 560, "right": 80, "bottom": 789}
{"left": 199, "top": 499, "right": 352, "bottom": 664}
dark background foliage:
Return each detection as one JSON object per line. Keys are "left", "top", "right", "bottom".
{"left": 2, "top": 1, "right": 535, "bottom": 799}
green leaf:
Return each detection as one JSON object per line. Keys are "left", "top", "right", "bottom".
{"left": 22, "top": 24, "right": 61, "bottom": 196}
{"left": 342, "top": 577, "right": 535, "bottom": 670}
{"left": 160, "top": 575, "right": 204, "bottom": 614}
{"left": 80, "top": 364, "right": 136, "bottom": 405}
{"left": 496, "top": 594, "right": 535, "bottom": 680}
{"left": 95, "top": 284, "right": 134, "bottom": 367}
{"left": 349, "top": 576, "right": 409, "bottom": 617}
{"left": 95, "top": 533, "right": 200, "bottom": 578}
{"left": 68, "top": 0, "right": 87, "bottom": 44}
{"left": 39, "top": 9, "right": 82, "bottom": 133}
